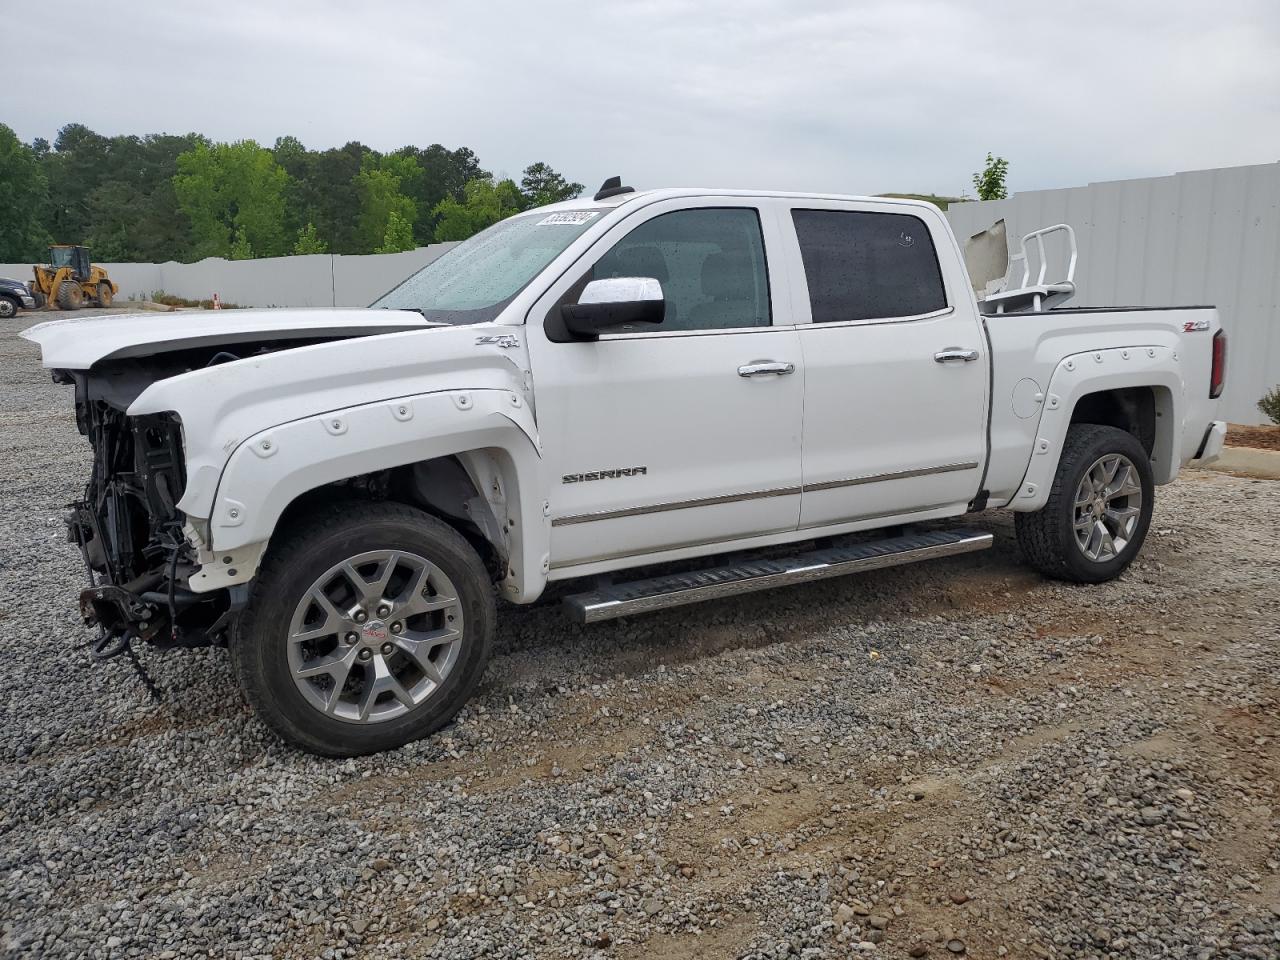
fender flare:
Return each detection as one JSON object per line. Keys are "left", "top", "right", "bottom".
{"left": 202, "top": 388, "right": 550, "bottom": 602}
{"left": 1008, "top": 345, "right": 1184, "bottom": 512}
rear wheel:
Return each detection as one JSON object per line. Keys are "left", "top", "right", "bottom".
{"left": 230, "top": 502, "right": 495, "bottom": 756}
{"left": 96, "top": 282, "right": 113, "bottom": 307}
{"left": 1015, "top": 424, "right": 1154, "bottom": 583}
{"left": 55, "top": 282, "right": 84, "bottom": 310}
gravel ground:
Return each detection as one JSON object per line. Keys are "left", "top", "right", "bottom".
{"left": 1, "top": 313, "right": 1277, "bottom": 960}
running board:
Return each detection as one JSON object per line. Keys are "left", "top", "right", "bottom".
{"left": 562, "top": 528, "right": 993, "bottom": 623}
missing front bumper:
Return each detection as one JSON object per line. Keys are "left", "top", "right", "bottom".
{"left": 79, "top": 584, "right": 164, "bottom": 643}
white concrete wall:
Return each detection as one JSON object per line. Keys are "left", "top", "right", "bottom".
{"left": 945, "top": 162, "right": 1280, "bottom": 425}
{"left": 0, "top": 244, "right": 458, "bottom": 310}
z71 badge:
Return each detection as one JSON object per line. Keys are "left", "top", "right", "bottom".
{"left": 563, "top": 466, "right": 647, "bottom": 483}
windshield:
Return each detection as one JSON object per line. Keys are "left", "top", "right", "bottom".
{"left": 371, "top": 210, "right": 603, "bottom": 324}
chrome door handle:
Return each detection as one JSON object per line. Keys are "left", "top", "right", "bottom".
{"left": 934, "top": 348, "right": 980, "bottom": 363}
{"left": 738, "top": 361, "right": 795, "bottom": 377}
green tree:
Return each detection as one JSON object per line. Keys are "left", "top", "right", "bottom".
{"left": 0, "top": 124, "right": 49, "bottom": 260}
{"left": 519, "top": 162, "right": 583, "bottom": 207}
{"left": 229, "top": 227, "right": 254, "bottom": 260}
{"left": 42, "top": 124, "right": 110, "bottom": 244}
{"left": 12, "top": 123, "right": 598, "bottom": 262}
{"left": 394, "top": 144, "right": 488, "bottom": 244}
{"left": 972, "top": 152, "right": 1010, "bottom": 201}
{"left": 40, "top": 126, "right": 204, "bottom": 259}
{"left": 84, "top": 181, "right": 141, "bottom": 261}
{"left": 432, "top": 176, "right": 523, "bottom": 241}
{"left": 292, "top": 222, "right": 328, "bottom": 255}
{"left": 130, "top": 178, "right": 195, "bottom": 263}
{"left": 355, "top": 153, "right": 419, "bottom": 253}
{"left": 376, "top": 210, "right": 415, "bottom": 254}
{"left": 272, "top": 135, "right": 308, "bottom": 172}
{"left": 173, "top": 140, "right": 290, "bottom": 259}
{"left": 308, "top": 142, "right": 368, "bottom": 254}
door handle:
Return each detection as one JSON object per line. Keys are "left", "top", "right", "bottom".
{"left": 738, "top": 361, "right": 796, "bottom": 377}
{"left": 934, "top": 348, "right": 980, "bottom": 363}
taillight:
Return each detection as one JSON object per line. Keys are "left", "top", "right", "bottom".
{"left": 1209, "top": 329, "right": 1226, "bottom": 399}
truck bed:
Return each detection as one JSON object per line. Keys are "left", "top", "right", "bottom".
{"left": 982, "top": 305, "right": 1222, "bottom": 507}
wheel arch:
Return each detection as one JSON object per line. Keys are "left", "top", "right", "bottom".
{"left": 203, "top": 390, "right": 550, "bottom": 602}
{"left": 1067, "top": 383, "right": 1176, "bottom": 468}
{"left": 1008, "top": 346, "right": 1185, "bottom": 512}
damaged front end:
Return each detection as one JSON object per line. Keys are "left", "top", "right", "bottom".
{"left": 23, "top": 307, "right": 442, "bottom": 664}
{"left": 60, "top": 362, "right": 242, "bottom": 659}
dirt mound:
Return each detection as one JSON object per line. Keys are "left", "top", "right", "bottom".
{"left": 1228, "top": 422, "right": 1280, "bottom": 451}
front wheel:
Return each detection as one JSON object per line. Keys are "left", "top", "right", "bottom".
{"left": 96, "top": 282, "right": 114, "bottom": 307}
{"left": 0, "top": 295, "right": 16, "bottom": 319}
{"left": 1015, "top": 424, "right": 1154, "bottom": 583}
{"left": 56, "top": 281, "right": 84, "bottom": 310}
{"left": 230, "top": 502, "right": 495, "bottom": 756}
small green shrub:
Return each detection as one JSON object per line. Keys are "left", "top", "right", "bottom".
{"left": 1258, "top": 386, "right": 1280, "bottom": 425}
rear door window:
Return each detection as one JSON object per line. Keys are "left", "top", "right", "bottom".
{"left": 792, "top": 210, "right": 947, "bottom": 323}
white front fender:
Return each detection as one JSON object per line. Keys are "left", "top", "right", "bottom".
{"left": 198, "top": 388, "right": 549, "bottom": 602}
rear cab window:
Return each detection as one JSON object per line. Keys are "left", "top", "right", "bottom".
{"left": 791, "top": 208, "right": 947, "bottom": 323}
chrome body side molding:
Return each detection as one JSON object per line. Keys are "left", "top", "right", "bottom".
{"left": 551, "top": 462, "right": 980, "bottom": 527}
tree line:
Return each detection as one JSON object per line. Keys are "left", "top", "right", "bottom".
{"left": 0, "top": 122, "right": 583, "bottom": 263}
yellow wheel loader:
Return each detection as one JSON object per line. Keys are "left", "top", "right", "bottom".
{"left": 32, "top": 245, "right": 118, "bottom": 311}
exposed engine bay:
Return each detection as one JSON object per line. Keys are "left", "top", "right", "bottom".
{"left": 59, "top": 339, "right": 344, "bottom": 658}
{"left": 50, "top": 320, "right": 513, "bottom": 663}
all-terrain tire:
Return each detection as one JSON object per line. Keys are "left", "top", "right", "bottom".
{"left": 230, "top": 501, "right": 495, "bottom": 756}
{"left": 55, "top": 282, "right": 84, "bottom": 310}
{"left": 96, "top": 282, "right": 113, "bottom": 307}
{"left": 1015, "top": 424, "right": 1154, "bottom": 584}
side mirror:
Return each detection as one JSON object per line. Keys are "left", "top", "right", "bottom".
{"left": 561, "top": 277, "right": 665, "bottom": 340}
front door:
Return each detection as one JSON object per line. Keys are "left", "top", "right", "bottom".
{"left": 527, "top": 200, "right": 804, "bottom": 571}
{"left": 786, "top": 202, "right": 989, "bottom": 529}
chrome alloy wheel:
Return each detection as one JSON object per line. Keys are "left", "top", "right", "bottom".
{"left": 287, "top": 550, "right": 463, "bottom": 723}
{"left": 1072, "top": 453, "right": 1144, "bottom": 562}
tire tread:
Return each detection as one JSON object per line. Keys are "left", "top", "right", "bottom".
{"left": 229, "top": 500, "right": 494, "bottom": 756}
{"left": 1015, "top": 424, "right": 1152, "bottom": 583}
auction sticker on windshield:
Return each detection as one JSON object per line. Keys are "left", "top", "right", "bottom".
{"left": 537, "top": 212, "right": 600, "bottom": 226}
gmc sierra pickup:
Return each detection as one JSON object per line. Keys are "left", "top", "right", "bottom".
{"left": 24, "top": 179, "right": 1228, "bottom": 756}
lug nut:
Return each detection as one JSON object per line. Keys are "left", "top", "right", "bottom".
{"left": 358, "top": 649, "right": 372, "bottom": 661}
{"left": 376, "top": 604, "right": 391, "bottom": 618}
{"left": 345, "top": 632, "right": 358, "bottom": 645}
{"left": 390, "top": 621, "right": 403, "bottom": 634}
{"left": 380, "top": 642, "right": 393, "bottom": 655}
{"left": 353, "top": 610, "right": 368, "bottom": 624}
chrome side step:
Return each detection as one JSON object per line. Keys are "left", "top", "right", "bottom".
{"left": 562, "top": 528, "right": 993, "bottom": 623}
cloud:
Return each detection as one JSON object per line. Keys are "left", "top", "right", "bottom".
{"left": 5, "top": 0, "right": 1278, "bottom": 197}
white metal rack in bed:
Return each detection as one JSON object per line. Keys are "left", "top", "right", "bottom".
{"left": 979, "top": 223, "right": 1078, "bottom": 314}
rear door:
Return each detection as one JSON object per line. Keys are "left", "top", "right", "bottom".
{"left": 785, "top": 201, "right": 989, "bottom": 529}
{"left": 527, "top": 198, "right": 805, "bottom": 571}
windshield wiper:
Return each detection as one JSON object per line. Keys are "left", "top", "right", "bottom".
{"left": 376, "top": 305, "right": 426, "bottom": 318}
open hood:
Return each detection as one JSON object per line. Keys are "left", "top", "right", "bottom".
{"left": 21, "top": 307, "right": 436, "bottom": 370}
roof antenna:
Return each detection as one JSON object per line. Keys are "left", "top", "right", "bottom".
{"left": 594, "top": 176, "right": 635, "bottom": 202}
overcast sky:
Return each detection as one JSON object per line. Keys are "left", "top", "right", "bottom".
{"left": 6, "top": 0, "right": 1279, "bottom": 198}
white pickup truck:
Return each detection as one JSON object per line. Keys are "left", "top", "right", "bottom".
{"left": 24, "top": 179, "right": 1228, "bottom": 756}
